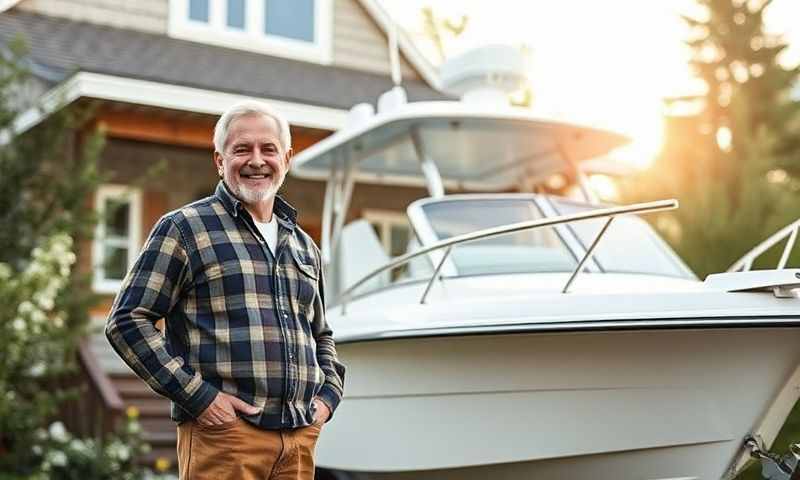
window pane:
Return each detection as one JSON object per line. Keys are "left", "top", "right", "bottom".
{"left": 105, "top": 199, "right": 130, "bottom": 238}
{"left": 389, "top": 225, "right": 409, "bottom": 257}
{"left": 103, "top": 246, "right": 128, "bottom": 281}
{"left": 265, "top": 0, "right": 315, "bottom": 42}
{"left": 421, "top": 199, "right": 577, "bottom": 275}
{"left": 227, "top": 0, "right": 245, "bottom": 29}
{"left": 550, "top": 199, "right": 691, "bottom": 278}
{"left": 189, "top": 0, "right": 209, "bottom": 22}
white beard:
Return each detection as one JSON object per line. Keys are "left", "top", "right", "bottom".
{"left": 230, "top": 170, "right": 285, "bottom": 204}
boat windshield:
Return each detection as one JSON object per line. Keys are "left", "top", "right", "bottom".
{"left": 418, "top": 198, "right": 578, "bottom": 275}
{"left": 548, "top": 198, "right": 695, "bottom": 279}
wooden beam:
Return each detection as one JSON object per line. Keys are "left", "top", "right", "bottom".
{"left": 94, "top": 109, "right": 332, "bottom": 152}
{"left": 95, "top": 110, "right": 214, "bottom": 148}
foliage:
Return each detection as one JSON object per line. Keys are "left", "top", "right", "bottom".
{"left": 619, "top": 0, "right": 800, "bottom": 277}
{"left": 0, "top": 36, "right": 171, "bottom": 479}
{"left": 23, "top": 408, "right": 175, "bottom": 480}
{"left": 0, "top": 35, "right": 106, "bottom": 474}
{"left": 0, "top": 234, "right": 80, "bottom": 473}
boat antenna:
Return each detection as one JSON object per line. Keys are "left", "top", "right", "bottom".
{"left": 389, "top": 19, "right": 402, "bottom": 87}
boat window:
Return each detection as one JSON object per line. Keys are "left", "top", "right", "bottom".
{"left": 420, "top": 199, "right": 577, "bottom": 275}
{"left": 549, "top": 198, "right": 695, "bottom": 278}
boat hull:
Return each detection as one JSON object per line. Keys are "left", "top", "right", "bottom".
{"left": 316, "top": 326, "right": 800, "bottom": 480}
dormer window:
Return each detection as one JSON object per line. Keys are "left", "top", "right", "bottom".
{"left": 170, "top": 0, "right": 332, "bottom": 63}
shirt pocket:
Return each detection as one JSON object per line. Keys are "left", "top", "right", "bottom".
{"left": 289, "top": 251, "right": 319, "bottom": 310}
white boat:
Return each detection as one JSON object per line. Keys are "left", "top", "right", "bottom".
{"left": 291, "top": 46, "right": 800, "bottom": 480}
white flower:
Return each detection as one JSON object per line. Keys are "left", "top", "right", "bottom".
{"left": 28, "top": 363, "right": 46, "bottom": 377}
{"left": 29, "top": 309, "right": 47, "bottom": 325}
{"left": 12, "top": 317, "right": 26, "bottom": 332}
{"left": 47, "top": 450, "right": 67, "bottom": 467}
{"left": 18, "top": 301, "right": 35, "bottom": 315}
{"left": 53, "top": 315, "right": 64, "bottom": 328}
{"left": 70, "top": 438, "right": 90, "bottom": 455}
{"left": 32, "top": 291, "right": 55, "bottom": 311}
{"left": 126, "top": 421, "right": 142, "bottom": 434}
{"left": 32, "top": 445, "right": 42, "bottom": 456}
{"left": 107, "top": 441, "right": 131, "bottom": 461}
{"left": 48, "top": 422, "right": 69, "bottom": 442}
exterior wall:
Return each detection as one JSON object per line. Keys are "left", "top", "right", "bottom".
{"left": 333, "top": 0, "right": 419, "bottom": 78}
{"left": 16, "top": 0, "right": 421, "bottom": 79}
{"left": 16, "top": 0, "right": 167, "bottom": 34}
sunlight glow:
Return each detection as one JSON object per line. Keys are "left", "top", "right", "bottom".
{"left": 588, "top": 175, "right": 621, "bottom": 202}
{"left": 380, "top": 0, "right": 799, "bottom": 170}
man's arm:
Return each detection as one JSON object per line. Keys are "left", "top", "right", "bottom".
{"left": 310, "top": 254, "right": 346, "bottom": 421}
{"left": 105, "top": 216, "right": 219, "bottom": 418}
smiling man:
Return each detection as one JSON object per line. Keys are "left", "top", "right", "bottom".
{"left": 106, "top": 101, "right": 345, "bottom": 480}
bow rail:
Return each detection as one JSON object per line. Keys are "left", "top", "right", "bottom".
{"left": 728, "top": 218, "right": 800, "bottom": 273}
{"left": 338, "top": 199, "right": 679, "bottom": 313}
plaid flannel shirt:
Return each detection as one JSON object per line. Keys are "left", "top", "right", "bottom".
{"left": 105, "top": 182, "right": 345, "bottom": 429}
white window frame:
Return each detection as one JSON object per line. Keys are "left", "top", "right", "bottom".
{"left": 92, "top": 185, "right": 142, "bottom": 294}
{"left": 168, "top": 0, "right": 333, "bottom": 64}
{"left": 362, "top": 209, "right": 410, "bottom": 257}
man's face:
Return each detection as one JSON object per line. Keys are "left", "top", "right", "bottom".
{"left": 214, "top": 114, "right": 292, "bottom": 206}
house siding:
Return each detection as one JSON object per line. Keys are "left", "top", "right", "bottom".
{"left": 16, "top": 0, "right": 421, "bottom": 79}
{"left": 333, "top": 0, "right": 419, "bottom": 79}
{"left": 16, "top": 0, "right": 167, "bottom": 34}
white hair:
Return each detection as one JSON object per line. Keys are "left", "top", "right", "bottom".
{"left": 213, "top": 100, "right": 292, "bottom": 153}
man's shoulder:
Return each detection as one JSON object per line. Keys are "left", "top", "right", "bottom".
{"left": 161, "top": 195, "right": 227, "bottom": 226}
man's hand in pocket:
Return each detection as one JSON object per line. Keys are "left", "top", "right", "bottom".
{"left": 198, "top": 392, "right": 261, "bottom": 426}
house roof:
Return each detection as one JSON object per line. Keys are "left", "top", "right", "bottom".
{"left": 0, "top": 10, "right": 446, "bottom": 112}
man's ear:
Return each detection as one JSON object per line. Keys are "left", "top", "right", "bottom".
{"left": 284, "top": 148, "right": 294, "bottom": 169}
{"left": 213, "top": 151, "right": 224, "bottom": 178}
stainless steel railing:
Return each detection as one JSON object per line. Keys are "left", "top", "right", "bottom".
{"left": 727, "top": 218, "right": 800, "bottom": 273}
{"left": 338, "top": 199, "right": 679, "bottom": 313}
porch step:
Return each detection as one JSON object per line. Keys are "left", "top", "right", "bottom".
{"left": 107, "top": 372, "right": 177, "bottom": 470}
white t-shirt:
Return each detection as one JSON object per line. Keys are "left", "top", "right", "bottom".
{"left": 253, "top": 216, "right": 279, "bottom": 256}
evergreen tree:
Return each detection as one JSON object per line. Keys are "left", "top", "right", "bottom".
{"left": 620, "top": 0, "right": 800, "bottom": 278}
{"left": 0, "top": 37, "right": 105, "bottom": 475}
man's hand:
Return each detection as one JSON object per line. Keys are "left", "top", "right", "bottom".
{"left": 197, "top": 392, "right": 261, "bottom": 426}
{"left": 312, "top": 398, "right": 331, "bottom": 426}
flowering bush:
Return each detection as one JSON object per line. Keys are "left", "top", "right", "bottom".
{"left": 0, "top": 235, "right": 175, "bottom": 478}
{"left": 0, "top": 37, "right": 167, "bottom": 478}
{"left": 28, "top": 408, "right": 175, "bottom": 480}
{"left": 0, "top": 234, "right": 83, "bottom": 474}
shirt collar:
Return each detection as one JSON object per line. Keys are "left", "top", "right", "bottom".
{"left": 214, "top": 181, "right": 298, "bottom": 229}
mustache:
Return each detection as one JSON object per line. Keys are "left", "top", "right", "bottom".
{"left": 240, "top": 168, "right": 277, "bottom": 176}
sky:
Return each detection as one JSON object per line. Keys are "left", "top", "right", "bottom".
{"left": 379, "top": 0, "right": 800, "bottom": 168}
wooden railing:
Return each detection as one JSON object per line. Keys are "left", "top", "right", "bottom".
{"left": 59, "top": 339, "right": 124, "bottom": 440}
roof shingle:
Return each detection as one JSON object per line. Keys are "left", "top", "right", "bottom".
{"left": 0, "top": 11, "right": 446, "bottom": 110}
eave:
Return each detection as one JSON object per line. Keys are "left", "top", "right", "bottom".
{"left": 9, "top": 71, "right": 348, "bottom": 139}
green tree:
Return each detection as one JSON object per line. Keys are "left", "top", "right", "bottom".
{"left": 621, "top": 0, "right": 800, "bottom": 278}
{"left": 0, "top": 37, "right": 104, "bottom": 476}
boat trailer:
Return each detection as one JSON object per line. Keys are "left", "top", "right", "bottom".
{"left": 745, "top": 435, "right": 800, "bottom": 480}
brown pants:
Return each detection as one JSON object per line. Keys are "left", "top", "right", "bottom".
{"left": 177, "top": 418, "right": 322, "bottom": 480}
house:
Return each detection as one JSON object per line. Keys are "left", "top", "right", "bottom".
{"left": 0, "top": 0, "right": 446, "bottom": 465}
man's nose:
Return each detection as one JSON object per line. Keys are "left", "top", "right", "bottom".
{"left": 248, "top": 149, "right": 267, "bottom": 167}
